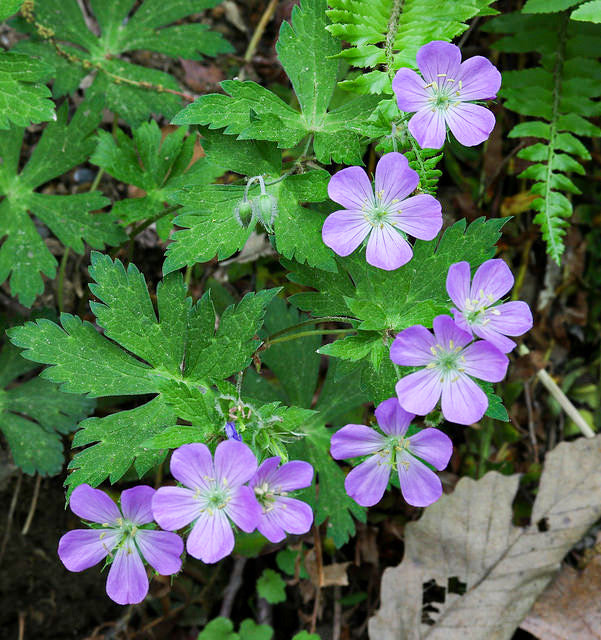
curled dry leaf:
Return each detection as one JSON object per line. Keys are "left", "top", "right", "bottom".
{"left": 369, "top": 435, "right": 601, "bottom": 640}
{"left": 520, "top": 536, "right": 601, "bottom": 640}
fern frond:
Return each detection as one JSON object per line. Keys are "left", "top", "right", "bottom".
{"left": 326, "top": 0, "right": 497, "bottom": 95}
{"left": 485, "top": 12, "right": 601, "bottom": 263}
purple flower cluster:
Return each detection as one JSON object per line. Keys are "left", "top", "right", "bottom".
{"left": 59, "top": 441, "right": 314, "bottom": 604}
{"left": 392, "top": 259, "right": 532, "bottom": 425}
{"left": 393, "top": 41, "right": 501, "bottom": 149}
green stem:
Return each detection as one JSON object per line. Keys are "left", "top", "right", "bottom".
{"left": 266, "top": 316, "right": 354, "bottom": 341}
{"left": 265, "top": 328, "right": 355, "bottom": 347}
{"left": 90, "top": 167, "right": 104, "bottom": 192}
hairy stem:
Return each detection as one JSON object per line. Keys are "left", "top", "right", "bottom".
{"left": 384, "top": 0, "right": 404, "bottom": 79}
{"left": 265, "top": 328, "right": 355, "bottom": 347}
{"left": 266, "top": 316, "right": 354, "bottom": 341}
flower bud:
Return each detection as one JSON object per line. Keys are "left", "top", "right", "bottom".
{"left": 225, "top": 421, "right": 242, "bottom": 441}
{"left": 254, "top": 193, "right": 278, "bottom": 233}
{"left": 234, "top": 199, "right": 254, "bottom": 227}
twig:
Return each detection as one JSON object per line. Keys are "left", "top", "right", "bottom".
{"left": 519, "top": 344, "right": 595, "bottom": 438}
{"left": 219, "top": 556, "right": 248, "bottom": 618}
{"left": 243, "top": 0, "right": 279, "bottom": 65}
{"left": 333, "top": 585, "right": 342, "bottom": 640}
{"left": 22, "top": 474, "right": 42, "bottom": 535}
{"left": 0, "top": 470, "right": 22, "bottom": 565}
{"left": 18, "top": 611, "right": 26, "bottom": 640}
{"left": 523, "top": 381, "right": 539, "bottom": 463}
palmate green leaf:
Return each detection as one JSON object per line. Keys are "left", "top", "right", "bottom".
{"left": 326, "top": 0, "right": 496, "bottom": 95}
{"left": 90, "top": 121, "right": 222, "bottom": 239}
{"left": 257, "top": 569, "right": 287, "bottom": 604}
{"left": 13, "top": 0, "right": 232, "bottom": 126}
{"left": 164, "top": 131, "right": 336, "bottom": 274}
{"left": 485, "top": 13, "right": 601, "bottom": 263}
{"left": 172, "top": 0, "right": 378, "bottom": 165}
{"left": 0, "top": 100, "right": 125, "bottom": 306}
{"left": 7, "top": 252, "right": 279, "bottom": 490}
{"left": 0, "top": 341, "right": 94, "bottom": 476}
{"left": 0, "top": 52, "right": 55, "bottom": 128}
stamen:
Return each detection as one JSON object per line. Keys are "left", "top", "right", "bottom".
{"left": 437, "top": 73, "right": 447, "bottom": 77}
{"left": 449, "top": 339, "right": 454, "bottom": 349}
{"left": 451, "top": 376, "right": 460, "bottom": 383}
{"left": 459, "top": 80, "right": 463, "bottom": 90}
{"left": 430, "top": 346, "right": 438, "bottom": 355}
{"left": 491, "top": 309, "right": 501, "bottom": 316}
{"left": 424, "top": 82, "right": 435, "bottom": 89}
{"left": 426, "top": 362, "right": 436, "bottom": 369}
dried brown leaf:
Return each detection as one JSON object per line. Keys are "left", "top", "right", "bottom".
{"left": 369, "top": 436, "right": 601, "bottom": 640}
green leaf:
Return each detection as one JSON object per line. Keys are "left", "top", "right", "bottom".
{"left": 7, "top": 253, "right": 278, "bottom": 490}
{"left": 164, "top": 134, "right": 335, "bottom": 274}
{"left": 571, "top": 0, "right": 601, "bottom": 22}
{"left": 172, "top": 0, "right": 378, "bottom": 165}
{"left": 326, "top": 0, "right": 497, "bottom": 94}
{"left": 0, "top": 52, "right": 55, "bottom": 128}
{"left": 523, "top": 0, "right": 582, "bottom": 12}
{"left": 198, "top": 618, "right": 238, "bottom": 640}
{"left": 0, "top": 0, "right": 23, "bottom": 21}
{"left": 0, "top": 100, "right": 125, "bottom": 306}
{"left": 238, "top": 620, "right": 274, "bottom": 640}
{"left": 0, "top": 341, "right": 94, "bottom": 476}
{"left": 14, "top": 0, "right": 232, "bottom": 125}
{"left": 91, "top": 121, "right": 222, "bottom": 238}
{"left": 257, "top": 569, "right": 287, "bottom": 604}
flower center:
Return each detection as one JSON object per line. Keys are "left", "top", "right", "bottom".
{"left": 427, "top": 342, "right": 466, "bottom": 382}
{"left": 254, "top": 481, "right": 287, "bottom": 513}
{"left": 196, "top": 477, "right": 231, "bottom": 512}
{"left": 425, "top": 75, "right": 463, "bottom": 111}
{"left": 463, "top": 289, "right": 501, "bottom": 326}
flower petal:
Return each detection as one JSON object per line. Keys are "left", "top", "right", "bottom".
{"left": 470, "top": 259, "right": 514, "bottom": 304}
{"left": 456, "top": 55, "right": 501, "bottom": 101}
{"left": 269, "top": 460, "right": 314, "bottom": 492}
{"left": 446, "top": 102, "right": 496, "bottom": 147}
{"left": 451, "top": 308, "right": 471, "bottom": 335}
{"left": 267, "top": 496, "right": 313, "bottom": 535}
{"left": 135, "top": 529, "right": 183, "bottom": 576}
{"left": 408, "top": 428, "right": 453, "bottom": 470}
{"left": 461, "top": 341, "right": 508, "bottom": 382}
{"left": 152, "top": 486, "right": 202, "bottom": 531}
{"left": 344, "top": 454, "right": 392, "bottom": 507}
{"left": 257, "top": 515, "right": 286, "bottom": 543}
{"left": 120, "top": 486, "right": 155, "bottom": 525}
{"left": 249, "top": 456, "right": 281, "bottom": 489}
{"left": 328, "top": 166, "right": 374, "bottom": 209}
{"left": 433, "top": 315, "right": 473, "bottom": 349}
{"left": 390, "top": 325, "right": 437, "bottom": 366}
{"left": 69, "top": 484, "right": 121, "bottom": 525}
{"left": 375, "top": 397, "right": 414, "bottom": 437}
{"left": 225, "top": 485, "right": 261, "bottom": 533}
{"left": 416, "top": 41, "right": 462, "bottom": 85}
{"left": 374, "top": 152, "right": 419, "bottom": 205}
{"left": 186, "top": 509, "right": 234, "bottom": 564}
{"left": 366, "top": 225, "right": 413, "bottom": 270}
{"left": 214, "top": 440, "right": 257, "bottom": 487}
{"left": 440, "top": 374, "right": 488, "bottom": 425}
{"left": 393, "top": 67, "right": 431, "bottom": 113}
{"left": 408, "top": 108, "right": 447, "bottom": 149}
{"left": 58, "top": 529, "right": 120, "bottom": 572}
{"left": 395, "top": 368, "right": 442, "bottom": 416}
{"left": 397, "top": 451, "right": 443, "bottom": 507}
{"left": 486, "top": 301, "right": 533, "bottom": 336}
{"left": 106, "top": 540, "right": 148, "bottom": 605}
{"left": 472, "top": 325, "right": 517, "bottom": 354}
{"left": 392, "top": 194, "right": 442, "bottom": 240}
{"left": 170, "top": 443, "right": 213, "bottom": 491}
{"left": 446, "top": 261, "right": 471, "bottom": 309}
{"left": 330, "top": 424, "right": 386, "bottom": 459}
{"left": 322, "top": 209, "right": 371, "bottom": 257}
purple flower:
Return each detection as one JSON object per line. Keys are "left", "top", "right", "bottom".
{"left": 152, "top": 441, "right": 261, "bottom": 564}
{"left": 58, "top": 484, "right": 183, "bottom": 605}
{"left": 248, "top": 457, "right": 314, "bottom": 543}
{"left": 392, "top": 41, "right": 501, "bottom": 149}
{"left": 447, "top": 259, "right": 533, "bottom": 353}
{"left": 322, "top": 152, "right": 442, "bottom": 270}
{"left": 225, "top": 421, "right": 242, "bottom": 441}
{"left": 330, "top": 398, "right": 452, "bottom": 508}
{"left": 391, "top": 315, "right": 509, "bottom": 425}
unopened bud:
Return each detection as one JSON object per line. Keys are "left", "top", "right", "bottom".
{"left": 234, "top": 199, "right": 254, "bottom": 227}
{"left": 225, "top": 421, "right": 242, "bottom": 441}
{"left": 254, "top": 193, "right": 278, "bottom": 233}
